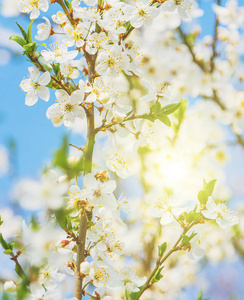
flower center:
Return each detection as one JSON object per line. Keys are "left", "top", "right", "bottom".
{"left": 29, "top": 0, "right": 40, "bottom": 8}
{"left": 64, "top": 103, "right": 73, "bottom": 112}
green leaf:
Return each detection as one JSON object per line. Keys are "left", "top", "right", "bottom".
{"left": 158, "top": 242, "right": 167, "bottom": 257}
{"left": 0, "top": 233, "right": 10, "bottom": 250}
{"left": 185, "top": 211, "right": 201, "bottom": 223}
{"left": 174, "top": 100, "right": 187, "bottom": 121}
{"left": 186, "top": 33, "right": 195, "bottom": 47}
{"left": 14, "top": 263, "right": 26, "bottom": 279}
{"left": 150, "top": 101, "right": 161, "bottom": 114}
{"left": 203, "top": 179, "right": 217, "bottom": 196}
{"left": 53, "top": 135, "right": 69, "bottom": 170}
{"left": 64, "top": 0, "right": 71, "bottom": 8}
{"left": 152, "top": 266, "right": 164, "bottom": 283}
{"left": 27, "top": 19, "right": 34, "bottom": 43}
{"left": 141, "top": 114, "right": 156, "bottom": 122}
{"left": 161, "top": 102, "right": 181, "bottom": 115}
{"left": 16, "top": 22, "right": 28, "bottom": 40}
{"left": 52, "top": 63, "right": 61, "bottom": 78}
{"left": 9, "top": 35, "right": 26, "bottom": 47}
{"left": 23, "top": 42, "right": 37, "bottom": 53}
{"left": 4, "top": 249, "right": 13, "bottom": 255}
{"left": 157, "top": 113, "right": 171, "bottom": 126}
{"left": 198, "top": 190, "right": 209, "bottom": 205}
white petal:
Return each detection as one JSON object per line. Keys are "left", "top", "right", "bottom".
{"left": 25, "top": 91, "right": 38, "bottom": 106}
{"left": 70, "top": 90, "right": 84, "bottom": 104}
{"left": 72, "top": 106, "right": 85, "bottom": 119}
{"left": 28, "top": 66, "right": 40, "bottom": 82}
{"left": 55, "top": 89, "right": 69, "bottom": 103}
{"left": 38, "top": 86, "right": 50, "bottom": 101}
{"left": 38, "top": 71, "right": 51, "bottom": 85}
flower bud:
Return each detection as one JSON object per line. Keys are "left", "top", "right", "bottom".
{"left": 4, "top": 281, "right": 16, "bottom": 293}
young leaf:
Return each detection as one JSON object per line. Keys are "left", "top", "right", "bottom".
{"left": 161, "top": 102, "right": 181, "bottom": 115}
{"left": 158, "top": 242, "right": 167, "bottom": 257}
{"left": 16, "top": 22, "right": 28, "bottom": 40}
{"left": 53, "top": 135, "right": 69, "bottom": 170}
{"left": 0, "top": 233, "right": 10, "bottom": 250}
{"left": 141, "top": 114, "right": 156, "bottom": 122}
{"left": 152, "top": 266, "right": 164, "bottom": 283}
{"left": 198, "top": 190, "right": 208, "bottom": 205}
{"left": 204, "top": 179, "right": 217, "bottom": 196}
{"left": 150, "top": 101, "right": 161, "bottom": 114}
{"left": 27, "top": 19, "right": 34, "bottom": 43}
{"left": 9, "top": 35, "right": 26, "bottom": 47}
{"left": 157, "top": 113, "right": 171, "bottom": 126}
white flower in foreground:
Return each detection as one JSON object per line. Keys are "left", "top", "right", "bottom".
{"left": 124, "top": 0, "right": 159, "bottom": 28}
{"left": 41, "top": 43, "right": 78, "bottom": 65}
{"left": 96, "top": 45, "right": 130, "bottom": 77}
{"left": 150, "top": 196, "right": 184, "bottom": 225}
{"left": 39, "top": 264, "right": 66, "bottom": 290}
{"left": 20, "top": 66, "right": 51, "bottom": 106}
{"left": 17, "top": 0, "right": 48, "bottom": 19}
{"left": 201, "top": 198, "right": 238, "bottom": 228}
{"left": 35, "top": 17, "right": 51, "bottom": 41}
{"left": 120, "top": 268, "right": 147, "bottom": 292}
{"left": 83, "top": 173, "right": 117, "bottom": 209}
{"left": 46, "top": 89, "right": 85, "bottom": 127}
{"left": 4, "top": 281, "right": 16, "bottom": 293}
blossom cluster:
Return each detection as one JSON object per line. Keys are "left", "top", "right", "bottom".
{"left": 0, "top": 0, "right": 244, "bottom": 299}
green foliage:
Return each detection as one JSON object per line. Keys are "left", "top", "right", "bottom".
{"left": 141, "top": 101, "right": 181, "bottom": 127}
{"left": 184, "top": 210, "right": 201, "bottom": 223}
{"left": 64, "top": 0, "right": 72, "bottom": 8}
{"left": 0, "top": 233, "right": 12, "bottom": 251}
{"left": 198, "top": 179, "right": 217, "bottom": 205}
{"left": 158, "top": 242, "right": 167, "bottom": 257}
{"left": 55, "top": 208, "right": 73, "bottom": 231}
{"left": 152, "top": 266, "right": 164, "bottom": 283}
{"left": 181, "top": 232, "right": 197, "bottom": 249}
{"left": 9, "top": 35, "right": 26, "bottom": 47}
{"left": 172, "top": 100, "right": 187, "bottom": 135}
{"left": 53, "top": 135, "right": 84, "bottom": 179}
{"left": 197, "top": 190, "right": 209, "bottom": 205}
{"left": 196, "top": 290, "right": 209, "bottom": 300}
{"left": 10, "top": 20, "right": 36, "bottom": 55}
{"left": 203, "top": 179, "right": 217, "bottom": 196}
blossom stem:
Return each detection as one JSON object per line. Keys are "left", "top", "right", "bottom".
{"left": 56, "top": 0, "right": 75, "bottom": 26}
{"left": 135, "top": 219, "right": 199, "bottom": 299}
{"left": 74, "top": 52, "right": 97, "bottom": 300}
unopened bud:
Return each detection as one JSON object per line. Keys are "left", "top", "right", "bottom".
{"left": 4, "top": 281, "right": 16, "bottom": 293}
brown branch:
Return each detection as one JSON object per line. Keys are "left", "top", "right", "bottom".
{"left": 74, "top": 52, "right": 97, "bottom": 300}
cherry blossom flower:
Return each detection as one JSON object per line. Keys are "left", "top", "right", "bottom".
{"left": 46, "top": 89, "right": 85, "bottom": 127}
{"left": 83, "top": 173, "right": 117, "bottom": 209}
{"left": 150, "top": 196, "right": 184, "bottom": 225}
{"left": 17, "top": 0, "right": 48, "bottom": 19}
{"left": 124, "top": 0, "right": 159, "bottom": 28}
{"left": 40, "top": 43, "right": 78, "bottom": 65}
{"left": 201, "top": 198, "right": 239, "bottom": 228}
{"left": 96, "top": 45, "right": 130, "bottom": 77}
{"left": 20, "top": 66, "right": 51, "bottom": 106}
{"left": 35, "top": 17, "right": 51, "bottom": 41}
